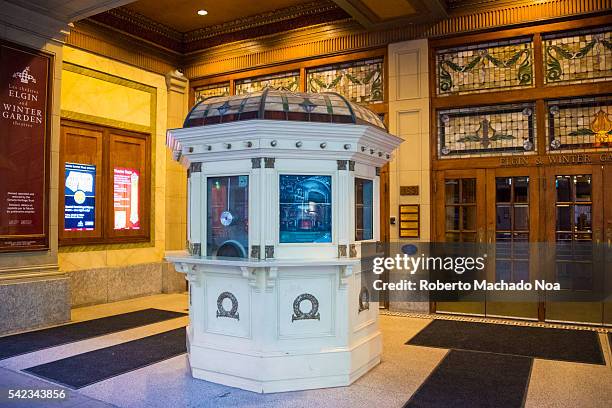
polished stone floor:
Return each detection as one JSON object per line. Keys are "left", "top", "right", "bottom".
{"left": 0, "top": 293, "right": 611, "bottom": 408}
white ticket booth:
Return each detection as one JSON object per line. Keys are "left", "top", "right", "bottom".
{"left": 166, "top": 89, "right": 401, "bottom": 393}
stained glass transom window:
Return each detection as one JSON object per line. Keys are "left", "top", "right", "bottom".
{"left": 543, "top": 26, "right": 612, "bottom": 86}
{"left": 547, "top": 95, "right": 612, "bottom": 151}
{"left": 194, "top": 83, "right": 230, "bottom": 103}
{"left": 236, "top": 71, "right": 300, "bottom": 95}
{"left": 307, "top": 58, "right": 383, "bottom": 105}
{"left": 436, "top": 37, "right": 533, "bottom": 96}
{"left": 438, "top": 103, "right": 536, "bottom": 158}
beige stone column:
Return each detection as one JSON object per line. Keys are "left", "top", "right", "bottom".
{"left": 0, "top": 2, "right": 70, "bottom": 335}
{"left": 162, "top": 70, "right": 189, "bottom": 293}
{"left": 387, "top": 39, "right": 431, "bottom": 313}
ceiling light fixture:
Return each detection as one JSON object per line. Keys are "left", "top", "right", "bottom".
{"left": 197, "top": 9, "right": 208, "bottom": 16}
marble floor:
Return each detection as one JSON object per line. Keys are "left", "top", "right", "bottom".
{"left": 0, "top": 293, "right": 611, "bottom": 408}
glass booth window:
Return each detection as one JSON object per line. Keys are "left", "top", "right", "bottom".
{"left": 207, "top": 176, "right": 249, "bottom": 257}
{"left": 280, "top": 175, "right": 332, "bottom": 243}
{"left": 355, "top": 178, "right": 373, "bottom": 240}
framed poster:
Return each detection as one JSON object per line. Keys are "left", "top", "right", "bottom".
{"left": 0, "top": 40, "right": 52, "bottom": 252}
{"left": 64, "top": 163, "right": 96, "bottom": 231}
{"left": 113, "top": 167, "right": 140, "bottom": 230}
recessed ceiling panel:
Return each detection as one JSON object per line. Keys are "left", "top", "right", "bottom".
{"left": 124, "top": 0, "right": 312, "bottom": 32}
{"left": 361, "top": 0, "right": 416, "bottom": 20}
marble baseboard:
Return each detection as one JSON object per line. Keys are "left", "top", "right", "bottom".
{"left": 389, "top": 301, "right": 430, "bottom": 313}
{"left": 161, "top": 261, "right": 186, "bottom": 294}
{"left": 70, "top": 262, "right": 164, "bottom": 307}
{"left": 0, "top": 277, "right": 70, "bottom": 336}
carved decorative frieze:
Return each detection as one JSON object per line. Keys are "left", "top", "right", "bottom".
{"left": 188, "top": 242, "right": 201, "bottom": 256}
{"left": 216, "top": 292, "right": 240, "bottom": 320}
{"left": 291, "top": 293, "right": 321, "bottom": 322}
{"left": 250, "top": 245, "right": 261, "bottom": 259}
{"left": 265, "top": 245, "right": 275, "bottom": 258}
{"left": 358, "top": 286, "right": 370, "bottom": 313}
{"left": 264, "top": 158, "right": 275, "bottom": 168}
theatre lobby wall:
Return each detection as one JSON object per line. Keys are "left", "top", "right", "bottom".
{"left": 58, "top": 47, "right": 189, "bottom": 308}
{"left": 1, "top": 0, "right": 609, "bottom": 335}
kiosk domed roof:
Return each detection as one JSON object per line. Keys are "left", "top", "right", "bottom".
{"left": 183, "top": 89, "right": 385, "bottom": 130}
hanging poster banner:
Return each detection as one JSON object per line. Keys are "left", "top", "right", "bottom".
{"left": 113, "top": 167, "right": 140, "bottom": 230}
{"left": 64, "top": 163, "right": 96, "bottom": 231}
{"left": 0, "top": 41, "right": 51, "bottom": 252}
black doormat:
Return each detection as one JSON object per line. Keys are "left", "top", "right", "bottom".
{"left": 407, "top": 319, "right": 604, "bottom": 365}
{"left": 404, "top": 350, "right": 532, "bottom": 408}
{"left": 0, "top": 308, "right": 186, "bottom": 360}
{"left": 24, "top": 328, "right": 186, "bottom": 389}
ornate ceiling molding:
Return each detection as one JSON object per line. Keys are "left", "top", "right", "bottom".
{"left": 184, "top": 1, "right": 342, "bottom": 43}
{"left": 183, "top": 0, "right": 612, "bottom": 78}
{"left": 89, "top": 6, "right": 183, "bottom": 51}
{"left": 68, "top": 0, "right": 611, "bottom": 79}
{"left": 88, "top": 0, "right": 349, "bottom": 53}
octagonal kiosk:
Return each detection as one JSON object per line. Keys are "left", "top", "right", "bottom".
{"left": 166, "top": 89, "right": 401, "bottom": 393}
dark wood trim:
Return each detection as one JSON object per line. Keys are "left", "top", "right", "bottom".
{"left": 189, "top": 48, "right": 387, "bottom": 88}
{"left": 428, "top": 14, "right": 612, "bottom": 49}
{"left": 431, "top": 82, "right": 612, "bottom": 109}
{"left": 58, "top": 120, "right": 152, "bottom": 246}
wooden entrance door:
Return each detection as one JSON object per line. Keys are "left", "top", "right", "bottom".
{"left": 544, "top": 165, "right": 605, "bottom": 324}
{"left": 484, "top": 167, "right": 540, "bottom": 320}
{"left": 434, "top": 169, "right": 486, "bottom": 315}
{"left": 603, "top": 165, "right": 612, "bottom": 326}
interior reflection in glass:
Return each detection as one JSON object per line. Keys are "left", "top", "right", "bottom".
{"left": 207, "top": 176, "right": 249, "bottom": 257}
{"left": 355, "top": 178, "right": 373, "bottom": 241}
{"left": 279, "top": 175, "right": 332, "bottom": 243}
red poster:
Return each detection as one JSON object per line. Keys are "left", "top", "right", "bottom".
{"left": 113, "top": 167, "right": 140, "bottom": 230}
{"left": 0, "top": 41, "right": 51, "bottom": 252}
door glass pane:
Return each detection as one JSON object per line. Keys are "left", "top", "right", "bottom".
{"left": 574, "top": 205, "right": 592, "bottom": 231}
{"left": 462, "top": 206, "right": 477, "bottom": 230}
{"left": 445, "top": 232, "right": 460, "bottom": 242}
{"left": 461, "top": 179, "right": 476, "bottom": 203}
{"left": 514, "top": 261, "right": 530, "bottom": 282}
{"left": 446, "top": 206, "right": 460, "bottom": 230}
{"left": 496, "top": 178, "right": 512, "bottom": 202}
{"left": 514, "top": 206, "right": 529, "bottom": 231}
{"left": 445, "top": 179, "right": 460, "bottom": 204}
{"left": 514, "top": 177, "right": 529, "bottom": 203}
{"left": 556, "top": 176, "right": 571, "bottom": 202}
{"left": 496, "top": 260, "right": 512, "bottom": 282}
{"left": 574, "top": 175, "right": 592, "bottom": 201}
{"left": 496, "top": 205, "right": 512, "bottom": 230}
{"left": 556, "top": 205, "right": 572, "bottom": 231}
{"left": 462, "top": 232, "right": 477, "bottom": 242}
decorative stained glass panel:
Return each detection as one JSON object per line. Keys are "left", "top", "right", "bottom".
{"left": 436, "top": 37, "right": 533, "bottom": 96}
{"left": 307, "top": 58, "right": 383, "bottom": 105}
{"left": 438, "top": 103, "right": 536, "bottom": 158}
{"left": 547, "top": 95, "right": 612, "bottom": 151}
{"left": 236, "top": 71, "right": 299, "bottom": 95}
{"left": 194, "top": 83, "right": 230, "bottom": 102}
{"left": 543, "top": 27, "right": 612, "bottom": 86}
